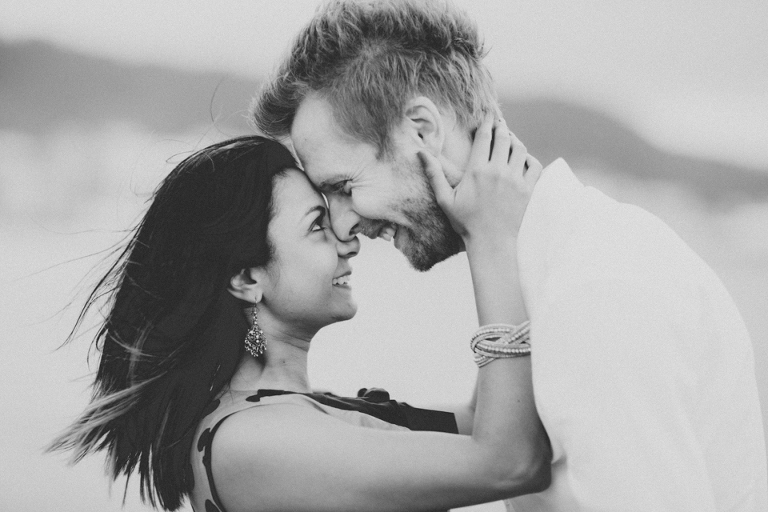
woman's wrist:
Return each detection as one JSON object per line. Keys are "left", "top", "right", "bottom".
{"left": 464, "top": 235, "right": 518, "bottom": 267}
{"left": 466, "top": 236, "right": 526, "bottom": 326}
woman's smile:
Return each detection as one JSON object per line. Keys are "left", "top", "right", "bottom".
{"left": 332, "top": 272, "right": 351, "bottom": 287}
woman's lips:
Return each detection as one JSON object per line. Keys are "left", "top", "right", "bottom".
{"left": 332, "top": 272, "right": 351, "bottom": 286}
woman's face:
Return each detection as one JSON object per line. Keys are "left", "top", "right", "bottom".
{"left": 258, "top": 169, "right": 360, "bottom": 331}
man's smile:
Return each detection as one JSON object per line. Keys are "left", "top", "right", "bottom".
{"left": 377, "top": 223, "right": 397, "bottom": 242}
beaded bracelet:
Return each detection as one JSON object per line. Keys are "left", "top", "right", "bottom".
{"left": 470, "top": 322, "right": 530, "bottom": 350}
{"left": 471, "top": 321, "right": 531, "bottom": 368}
{"left": 471, "top": 322, "right": 530, "bottom": 352}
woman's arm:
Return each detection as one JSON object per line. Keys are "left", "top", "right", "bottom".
{"left": 435, "top": 384, "right": 476, "bottom": 435}
{"left": 425, "top": 115, "right": 547, "bottom": 438}
{"left": 429, "top": 113, "right": 551, "bottom": 495}
{"left": 212, "top": 115, "right": 551, "bottom": 512}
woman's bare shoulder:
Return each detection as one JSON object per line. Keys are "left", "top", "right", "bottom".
{"left": 213, "top": 401, "right": 325, "bottom": 455}
{"left": 208, "top": 402, "right": 350, "bottom": 512}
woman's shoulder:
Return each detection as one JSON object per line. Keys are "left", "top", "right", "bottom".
{"left": 209, "top": 389, "right": 413, "bottom": 451}
{"left": 213, "top": 394, "right": 330, "bottom": 452}
{"left": 213, "top": 391, "right": 329, "bottom": 436}
{"left": 197, "top": 389, "right": 409, "bottom": 490}
{"left": 195, "top": 390, "right": 325, "bottom": 457}
{"left": 210, "top": 396, "right": 322, "bottom": 469}
{"left": 207, "top": 388, "right": 459, "bottom": 483}
{"left": 189, "top": 390, "right": 323, "bottom": 512}
{"left": 202, "top": 393, "right": 376, "bottom": 512}
{"left": 190, "top": 388, "right": 458, "bottom": 512}
{"left": 196, "top": 389, "right": 361, "bottom": 471}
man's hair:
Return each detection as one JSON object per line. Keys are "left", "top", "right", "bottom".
{"left": 252, "top": 0, "right": 497, "bottom": 156}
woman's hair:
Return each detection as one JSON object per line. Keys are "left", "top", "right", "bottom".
{"left": 48, "top": 136, "right": 297, "bottom": 510}
{"left": 252, "top": 0, "right": 497, "bottom": 158}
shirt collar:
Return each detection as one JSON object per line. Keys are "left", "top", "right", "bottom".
{"left": 517, "top": 158, "right": 585, "bottom": 301}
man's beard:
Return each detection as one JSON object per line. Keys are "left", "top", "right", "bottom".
{"left": 363, "top": 156, "right": 464, "bottom": 272}
{"left": 398, "top": 192, "right": 463, "bottom": 271}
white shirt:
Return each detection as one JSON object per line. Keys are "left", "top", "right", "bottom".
{"left": 506, "top": 159, "right": 768, "bottom": 512}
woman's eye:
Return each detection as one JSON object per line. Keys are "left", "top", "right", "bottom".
{"left": 311, "top": 212, "right": 329, "bottom": 232}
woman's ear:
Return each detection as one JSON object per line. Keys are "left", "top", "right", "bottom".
{"left": 402, "top": 96, "right": 444, "bottom": 153}
{"left": 228, "top": 268, "right": 264, "bottom": 303}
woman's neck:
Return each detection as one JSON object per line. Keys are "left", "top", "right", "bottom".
{"left": 228, "top": 328, "right": 313, "bottom": 394}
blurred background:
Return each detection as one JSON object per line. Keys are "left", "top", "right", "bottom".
{"left": 1, "top": 0, "right": 766, "bottom": 510}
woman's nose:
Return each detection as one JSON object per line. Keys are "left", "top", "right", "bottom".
{"left": 337, "top": 234, "right": 360, "bottom": 259}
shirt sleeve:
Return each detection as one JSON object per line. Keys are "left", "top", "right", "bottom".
{"left": 535, "top": 277, "right": 717, "bottom": 512}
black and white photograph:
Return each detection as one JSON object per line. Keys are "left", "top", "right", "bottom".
{"left": 1, "top": 1, "right": 767, "bottom": 510}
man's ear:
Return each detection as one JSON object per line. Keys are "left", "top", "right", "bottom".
{"left": 228, "top": 268, "right": 264, "bottom": 303}
{"left": 402, "top": 96, "right": 444, "bottom": 154}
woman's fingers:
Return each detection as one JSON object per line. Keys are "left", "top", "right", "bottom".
{"left": 490, "top": 118, "right": 512, "bottom": 166}
{"left": 508, "top": 131, "right": 528, "bottom": 178}
{"left": 422, "top": 111, "right": 541, "bottom": 242}
{"left": 418, "top": 150, "right": 452, "bottom": 208}
{"left": 524, "top": 155, "right": 543, "bottom": 188}
{"left": 470, "top": 115, "right": 528, "bottom": 184}
{"left": 468, "top": 113, "right": 495, "bottom": 170}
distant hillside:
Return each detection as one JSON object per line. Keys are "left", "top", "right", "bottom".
{"left": 0, "top": 40, "right": 255, "bottom": 134}
{"left": 2, "top": 39, "right": 767, "bottom": 202}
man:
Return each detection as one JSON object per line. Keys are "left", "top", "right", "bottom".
{"left": 252, "top": 0, "right": 768, "bottom": 510}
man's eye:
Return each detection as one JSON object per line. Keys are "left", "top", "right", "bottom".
{"left": 329, "top": 180, "right": 351, "bottom": 195}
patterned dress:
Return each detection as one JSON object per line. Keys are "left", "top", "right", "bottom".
{"left": 189, "top": 388, "right": 458, "bottom": 512}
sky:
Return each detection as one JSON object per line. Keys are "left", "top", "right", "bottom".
{"left": 2, "top": 0, "right": 767, "bottom": 169}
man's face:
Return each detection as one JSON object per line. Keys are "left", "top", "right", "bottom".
{"left": 291, "top": 95, "right": 462, "bottom": 271}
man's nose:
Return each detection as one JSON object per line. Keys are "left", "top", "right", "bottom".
{"left": 327, "top": 194, "right": 362, "bottom": 242}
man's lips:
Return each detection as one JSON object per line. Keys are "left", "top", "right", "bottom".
{"left": 359, "top": 220, "right": 401, "bottom": 243}
{"left": 361, "top": 222, "right": 397, "bottom": 241}
{"left": 377, "top": 224, "right": 397, "bottom": 242}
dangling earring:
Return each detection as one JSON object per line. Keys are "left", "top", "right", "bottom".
{"left": 244, "top": 305, "right": 267, "bottom": 358}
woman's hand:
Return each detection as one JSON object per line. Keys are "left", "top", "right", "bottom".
{"left": 419, "top": 114, "right": 543, "bottom": 248}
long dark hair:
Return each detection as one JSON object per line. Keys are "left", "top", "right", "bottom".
{"left": 48, "top": 136, "right": 297, "bottom": 510}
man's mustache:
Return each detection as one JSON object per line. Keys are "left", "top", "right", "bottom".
{"left": 358, "top": 218, "right": 394, "bottom": 239}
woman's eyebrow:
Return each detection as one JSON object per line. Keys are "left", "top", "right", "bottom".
{"left": 304, "top": 204, "right": 327, "bottom": 220}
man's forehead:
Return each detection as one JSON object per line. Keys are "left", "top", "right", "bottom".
{"left": 289, "top": 136, "right": 342, "bottom": 187}
{"left": 291, "top": 96, "right": 377, "bottom": 185}
{"left": 292, "top": 94, "right": 367, "bottom": 151}
{"left": 292, "top": 95, "right": 338, "bottom": 142}
{"left": 289, "top": 136, "right": 335, "bottom": 183}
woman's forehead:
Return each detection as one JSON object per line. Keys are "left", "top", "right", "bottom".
{"left": 273, "top": 169, "right": 326, "bottom": 218}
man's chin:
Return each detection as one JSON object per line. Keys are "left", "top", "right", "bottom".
{"left": 397, "top": 229, "right": 464, "bottom": 272}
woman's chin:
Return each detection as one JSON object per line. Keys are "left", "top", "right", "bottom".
{"left": 330, "top": 303, "right": 358, "bottom": 324}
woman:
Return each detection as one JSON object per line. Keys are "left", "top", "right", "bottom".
{"left": 49, "top": 116, "right": 551, "bottom": 511}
